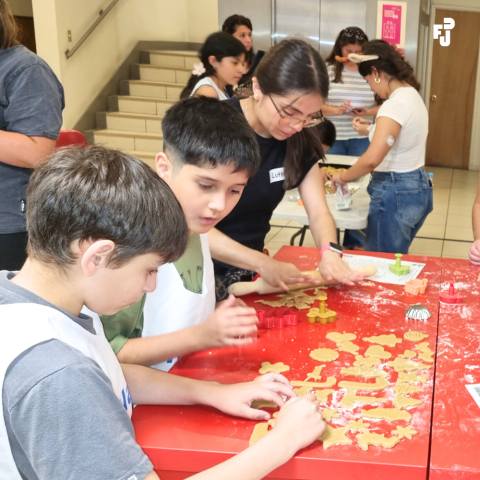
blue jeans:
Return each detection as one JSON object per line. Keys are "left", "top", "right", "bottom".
{"left": 365, "top": 169, "right": 433, "bottom": 253}
{"left": 328, "top": 137, "right": 370, "bottom": 157}
{"left": 329, "top": 137, "right": 370, "bottom": 248}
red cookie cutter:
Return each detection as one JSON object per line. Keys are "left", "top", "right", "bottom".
{"left": 256, "top": 307, "right": 299, "bottom": 329}
{"left": 439, "top": 282, "right": 462, "bottom": 304}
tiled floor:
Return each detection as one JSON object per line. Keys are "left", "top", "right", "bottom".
{"left": 266, "top": 166, "right": 478, "bottom": 260}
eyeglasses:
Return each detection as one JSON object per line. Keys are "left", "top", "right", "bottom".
{"left": 343, "top": 28, "right": 365, "bottom": 41}
{"left": 269, "top": 95, "right": 325, "bottom": 129}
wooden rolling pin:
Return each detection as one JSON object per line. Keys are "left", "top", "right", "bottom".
{"left": 227, "top": 266, "right": 377, "bottom": 296}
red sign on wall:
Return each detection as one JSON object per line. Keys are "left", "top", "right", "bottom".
{"left": 376, "top": 1, "right": 407, "bottom": 48}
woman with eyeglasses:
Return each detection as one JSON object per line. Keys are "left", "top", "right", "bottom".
{"left": 209, "top": 38, "right": 368, "bottom": 301}
{"left": 328, "top": 40, "right": 433, "bottom": 254}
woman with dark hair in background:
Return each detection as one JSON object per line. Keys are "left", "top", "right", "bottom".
{"left": 0, "top": 0, "right": 64, "bottom": 270}
{"left": 180, "top": 32, "right": 246, "bottom": 100}
{"left": 328, "top": 40, "right": 433, "bottom": 254}
{"left": 209, "top": 38, "right": 367, "bottom": 300}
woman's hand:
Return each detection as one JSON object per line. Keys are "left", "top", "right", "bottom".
{"left": 469, "top": 240, "right": 480, "bottom": 265}
{"left": 353, "top": 117, "right": 372, "bottom": 136}
{"left": 336, "top": 101, "right": 351, "bottom": 115}
{"left": 327, "top": 172, "right": 345, "bottom": 185}
{"left": 318, "top": 250, "right": 366, "bottom": 285}
{"left": 350, "top": 107, "right": 369, "bottom": 117}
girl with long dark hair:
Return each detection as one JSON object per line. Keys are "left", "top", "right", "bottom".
{"left": 180, "top": 32, "right": 246, "bottom": 100}
{"left": 329, "top": 40, "right": 433, "bottom": 253}
{"left": 209, "top": 38, "right": 367, "bottom": 300}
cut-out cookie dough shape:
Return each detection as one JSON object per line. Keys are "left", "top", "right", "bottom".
{"left": 392, "top": 425, "right": 417, "bottom": 440}
{"left": 387, "top": 357, "right": 432, "bottom": 373}
{"left": 319, "top": 425, "right": 352, "bottom": 450}
{"left": 316, "top": 389, "right": 335, "bottom": 402}
{"left": 267, "top": 411, "right": 279, "bottom": 428}
{"left": 338, "top": 341, "right": 360, "bottom": 354}
{"left": 361, "top": 407, "right": 412, "bottom": 422}
{"left": 416, "top": 342, "right": 433, "bottom": 354}
{"left": 341, "top": 390, "right": 387, "bottom": 409}
{"left": 398, "top": 350, "right": 417, "bottom": 359}
{"left": 290, "top": 377, "right": 337, "bottom": 388}
{"left": 393, "top": 395, "right": 422, "bottom": 410}
{"left": 364, "top": 345, "right": 392, "bottom": 360}
{"left": 356, "top": 432, "right": 401, "bottom": 451}
{"left": 341, "top": 366, "right": 388, "bottom": 378}
{"left": 259, "top": 362, "right": 290, "bottom": 374}
{"left": 326, "top": 332, "right": 357, "bottom": 343}
{"left": 249, "top": 423, "right": 269, "bottom": 445}
{"left": 310, "top": 348, "right": 339, "bottom": 362}
{"left": 354, "top": 355, "right": 381, "bottom": 367}
{"left": 393, "top": 384, "right": 423, "bottom": 395}
{"left": 418, "top": 351, "right": 434, "bottom": 363}
{"left": 347, "top": 419, "right": 370, "bottom": 433}
{"left": 363, "top": 334, "right": 402, "bottom": 348}
{"left": 305, "top": 365, "right": 325, "bottom": 382}
{"left": 293, "top": 386, "right": 313, "bottom": 397}
{"left": 338, "top": 376, "right": 388, "bottom": 391}
{"left": 321, "top": 407, "right": 339, "bottom": 423}
{"left": 397, "top": 372, "right": 428, "bottom": 384}
{"left": 404, "top": 331, "right": 429, "bottom": 342}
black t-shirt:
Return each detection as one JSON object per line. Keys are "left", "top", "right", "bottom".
{"left": 215, "top": 97, "right": 318, "bottom": 253}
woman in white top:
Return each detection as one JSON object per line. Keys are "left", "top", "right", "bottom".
{"left": 329, "top": 40, "right": 433, "bottom": 254}
{"left": 180, "top": 32, "right": 246, "bottom": 100}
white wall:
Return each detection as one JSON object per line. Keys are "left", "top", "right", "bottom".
{"left": 32, "top": 0, "right": 217, "bottom": 129}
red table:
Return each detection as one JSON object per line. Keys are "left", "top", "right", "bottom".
{"left": 133, "top": 247, "right": 443, "bottom": 480}
{"left": 429, "top": 258, "right": 480, "bottom": 480}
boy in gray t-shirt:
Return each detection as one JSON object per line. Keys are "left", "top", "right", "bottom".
{"left": 1, "top": 142, "right": 324, "bottom": 480}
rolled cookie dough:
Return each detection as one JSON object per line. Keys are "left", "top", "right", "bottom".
{"left": 338, "top": 341, "right": 360, "bottom": 354}
{"left": 387, "top": 357, "right": 432, "bottom": 373}
{"left": 259, "top": 362, "right": 290, "bottom": 374}
{"left": 310, "top": 348, "right": 339, "bottom": 362}
{"left": 340, "top": 366, "right": 388, "bottom": 378}
{"left": 397, "top": 372, "right": 428, "bottom": 384}
{"left": 354, "top": 355, "right": 381, "bottom": 367}
{"left": 404, "top": 331, "right": 429, "bottom": 342}
{"left": 338, "top": 376, "right": 388, "bottom": 391}
{"left": 321, "top": 407, "right": 340, "bottom": 423}
{"left": 249, "top": 423, "right": 269, "bottom": 445}
{"left": 347, "top": 419, "right": 370, "bottom": 433}
{"left": 364, "top": 345, "right": 392, "bottom": 360}
{"left": 393, "top": 395, "right": 422, "bottom": 410}
{"left": 356, "top": 432, "right": 400, "bottom": 451}
{"left": 363, "top": 334, "right": 402, "bottom": 348}
{"left": 319, "top": 425, "right": 352, "bottom": 450}
{"left": 393, "top": 384, "right": 423, "bottom": 395}
{"left": 326, "top": 332, "right": 357, "bottom": 343}
{"left": 341, "top": 389, "right": 387, "bottom": 409}
{"left": 392, "top": 425, "right": 417, "bottom": 440}
{"left": 398, "top": 350, "right": 417, "bottom": 359}
{"left": 361, "top": 407, "right": 412, "bottom": 422}
{"left": 316, "top": 389, "right": 335, "bottom": 402}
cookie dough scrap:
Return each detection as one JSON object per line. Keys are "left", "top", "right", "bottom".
{"left": 326, "top": 332, "right": 357, "bottom": 343}
{"left": 364, "top": 345, "right": 392, "bottom": 360}
{"left": 341, "top": 390, "right": 387, "bottom": 409}
{"left": 341, "top": 366, "right": 388, "bottom": 378}
{"left": 354, "top": 355, "right": 381, "bottom": 367}
{"left": 316, "top": 389, "right": 335, "bottom": 402}
{"left": 392, "top": 425, "right": 418, "bottom": 440}
{"left": 338, "top": 341, "right": 360, "bottom": 354}
{"left": 338, "top": 376, "right": 388, "bottom": 391}
{"left": 255, "top": 299, "right": 288, "bottom": 307}
{"left": 319, "top": 425, "right": 352, "bottom": 450}
{"left": 393, "top": 384, "right": 423, "bottom": 395}
{"left": 393, "top": 395, "right": 422, "bottom": 410}
{"left": 361, "top": 407, "right": 412, "bottom": 422}
{"left": 259, "top": 362, "right": 290, "bottom": 374}
{"left": 305, "top": 365, "right": 325, "bottom": 381}
{"left": 363, "top": 334, "right": 402, "bottom": 348}
{"left": 356, "top": 432, "right": 401, "bottom": 451}
{"left": 347, "top": 419, "right": 370, "bottom": 433}
{"left": 398, "top": 350, "right": 417, "bottom": 359}
{"left": 397, "top": 372, "right": 428, "bottom": 384}
{"left": 404, "top": 331, "right": 429, "bottom": 342}
{"left": 291, "top": 377, "right": 337, "bottom": 388}
{"left": 310, "top": 348, "right": 339, "bottom": 363}
{"left": 249, "top": 422, "right": 269, "bottom": 445}
{"left": 321, "top": 407, "right": 340, "bottom": 423}
{"left": 387, "top": 357, "right": 432, "bottom": 373}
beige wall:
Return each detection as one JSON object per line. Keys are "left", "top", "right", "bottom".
{"left": 8, "top": 0, "right": 33, "bottom": 17}
{"left": 31, "top": 0, "right": 218, "bottom": 129}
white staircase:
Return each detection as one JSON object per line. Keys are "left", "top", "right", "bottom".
{"left": 92, "top": 50, "right": 197, "bottom": 169}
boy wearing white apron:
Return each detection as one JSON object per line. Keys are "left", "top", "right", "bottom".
{"left": 99, "top": 97, "right": 262, "bottom": 371}
{"left": 1, "top": 142, "right": 325, "bottom": 480}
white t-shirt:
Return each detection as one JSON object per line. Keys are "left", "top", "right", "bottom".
{"left": 191, "top": 77, "right": 229, "bottom": 100}
{"left": 369, "top": 86, "right": 428, "bottom": 173}
{"left": 326, "top": 64, "right": 376, "bottom": 140}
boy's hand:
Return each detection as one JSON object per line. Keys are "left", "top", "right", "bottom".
{"left": 196, "top": 295, "right": 258, "bottom": 348}
{"left": 469, "top": 240, "right": 480, "bottom": 265}
{"left": 257, "top": 257, "right": 319, "bottom": 291}
{"left": 207, "top": 374, "right": 295, "bottom": 421}
{"left": 271, "top": 393, "right": 326, "bottom": 451}
{"left": 319, "top": 250, "right": 366, "bottom": 286}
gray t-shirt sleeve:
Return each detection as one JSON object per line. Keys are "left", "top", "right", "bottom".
{"left": 4, "top": 63, "right": 64, "bottom": 138}
{"left": 3, "top": 340, "right": 153, "bottom": 480}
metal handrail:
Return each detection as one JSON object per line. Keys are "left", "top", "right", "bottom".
{"left": 65, "top": 0, "right": 120, "bottom": 59}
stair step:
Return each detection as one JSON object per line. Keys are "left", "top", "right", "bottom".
{"left": 122, "top": 80, "right": 184, "bottom": 100}
{"left": 134, "top": 63, "right": 191, "bottom": 84}
{"left": 98, "top": 112, "right": 164, "bottom": 133}
{"left": 92, "top": 129, "right": 163, "bottom": 153}
{"left": 143, "top": 50, "right": 197, "bottom": 69}
{"left": 110, "top": 95, "right": 176, "bottom": 115}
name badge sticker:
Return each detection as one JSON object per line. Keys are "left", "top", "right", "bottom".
{"left": 269, "top": 167, "right": 285, "bottom": 183}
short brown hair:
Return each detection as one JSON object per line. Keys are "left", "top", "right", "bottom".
{"left": 0, "top": 0, "right": 20, "bottom": 50}
{"left": 27, "top": 145, "right": 188, "bottom": 268}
